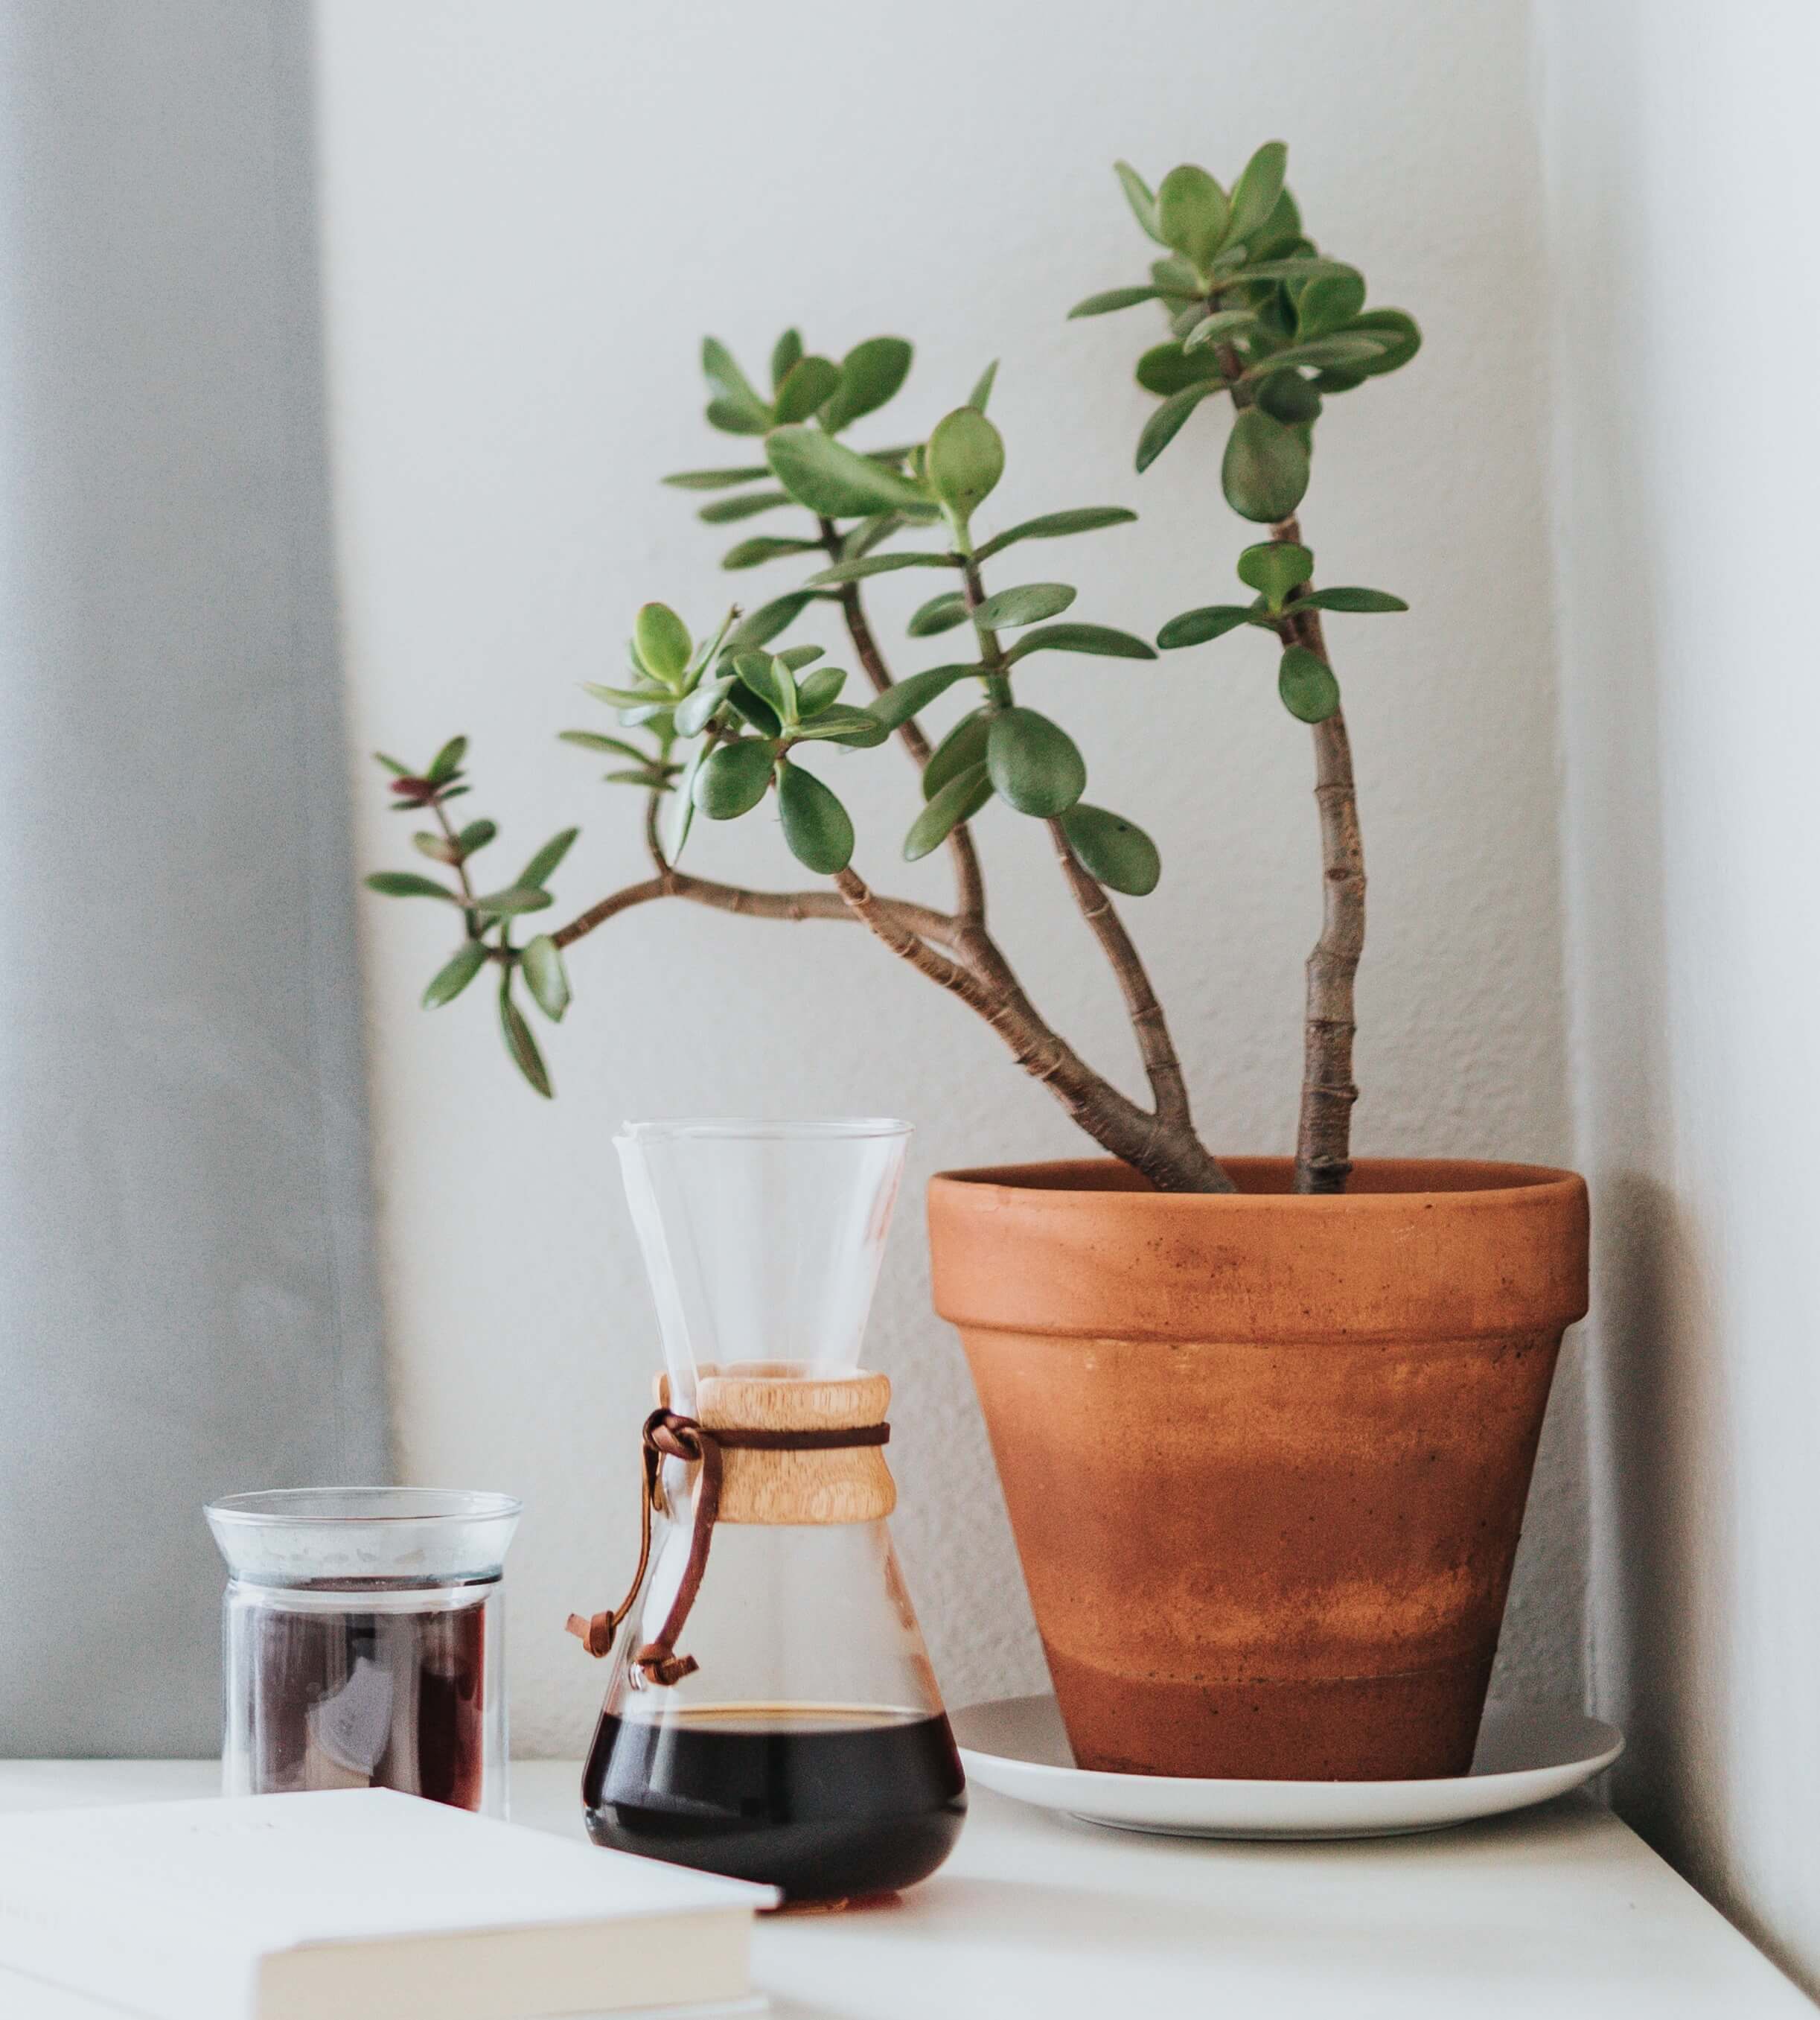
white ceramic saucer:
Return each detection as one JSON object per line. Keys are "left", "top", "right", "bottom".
{"left": 951, "top": 1694, "right": 1623, "bottom": 1841}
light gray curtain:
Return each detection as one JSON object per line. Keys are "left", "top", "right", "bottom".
{"left": 0, "top": 0, "right": 388, "bottom": 1753}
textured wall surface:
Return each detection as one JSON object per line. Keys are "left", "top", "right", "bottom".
{"left": 0, "top": 1, "right": 387, "bottom": 1753}
{"left": 315, "top": 0, "right": 1578, "bottom": 1753}
{"left": 1539, "top": 1, "right": 1820, "bottom": 1994}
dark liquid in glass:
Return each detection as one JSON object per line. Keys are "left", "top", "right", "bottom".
{"left": 240, "top": 1581, "right": 488, "bottom": 1810}
{"left": 583, "top": 1703, "right": 966, "bottom": 1902}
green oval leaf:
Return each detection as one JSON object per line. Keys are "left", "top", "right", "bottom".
{"left": 868, "top": 663, "right": 976, "bottom": 731}
{"left": 925, "top": 407, "right": 1004, "bottom": 517}
{"left": 1061, "top": 804, "right": 1160, "bottom": 896}
{"left": 700, "top": 338, "right": 771, "bottom": 432}
{"left": 706, "top": 397, "right": 767, "bottom": 437}
{"left": 974, "top": 508, "right": 1136, "bottom": 561}
{"left": 456, "top": 818, "right": 498, "bottom": 853}
{"left": 776, "top": 764, "right": 855, "bottom": 873}
{"left": 1156, "top": 164, "right": 1228, "bottom": 268}
{"left": 721, "top": 535, "right": 820, "bottom": 570}
{"left": 498, "top": 978, "right": 553, "bottom": 1098}
{"left": 633, "top": 605, "right": 692, "bottom": 686}
{"left": 427, "top": 736, "right": 467, "bottom": 783}
{"left": 787, "top": 702, "right": 888, "bottom": 747}
{"left": 1294, "top": 269, "right": 1367, "bottom": 337}
{"left": 1290, "top": 586, "right": 1409, "bottom": 614}
{"left": 820, "top": 337, "right": 913, "bottom": 433}
{"left": 662, "top": 464, "right": 770, "bottom": 491}
{"left": 725, "top": 684, "right": 780, "bottom": 737}
{"left": 521, "top": 934, "right": 571, "bottom": 1022}
{"left": 520, "top": 828, "right": 578, "bottom": 888}
{"left": 1341, "top": 308, "right": 1422, "bottom": 377}
{"left": 907, "top": 589, "right": 969, "bottom": 637}
{"left": 421, "top": 940, "right": 488, "bottom": 1008}
{"left": 674, "top": 675, "right": 735, "bottom": 738}
{"left": 1254, "top": 336, "right": 1385, "bottom": 372}
{"left": 1249, "top": 185, "right": 1303, "bottom": 262}
{"left": 1137, "top": 383, "right": 1217, "bottom": 473}
{"left": 1155, "top": 605, "right": 1259, "bottom": 650}
{"left": 972, "top": 582, "right": 1076, "bottom": 631}
{"left": 473, "top": 885, "right": 556, "bottom": 917}
{"left": 843, "top": 509, "right": 908, "bottom": 562}
{"left": 807, "top": 549, "right": 952, "bottom": 586}
{"left": 1255, "top": 370, "right": 1323, "bottom": 426}
{"left": 1278, "top": 645, "right": 1341, "bottom": 723}
{"left": 922, "top": 709, "right": 989, "bottom": 800}
{"left": 1222, "top": 408, "right": 1310, "bottom": 523}
{"left": 733, "top": 651, "right": 796, "bottom": 724}
{"left": 1224, "top": 141, "right": 1288, "bottom": 249}
{"left": 669, "top": 742, "right": 707, "bottom": 861}
{"left": 724, "top": 590, "right": 816, "bottom": 653}
{"left": 796, "top": 663, "right": 846, "bottom": 715}
{"left": 558, "top": 731, "right": 645, "bottom": 762}
{"left": 365, "top": 871, "right": 458, "bottom": 902}
{"left": 1221, "top": 255, "right": 1358, "bottom": 287}
{"left": 1181, "top": 308, "right": 1259, "bottom": 354}
{"left": 693, "top": 738, "right": 776, "bottom": 818}
{"left": 765, "top": 424, "right": 930, "bottom": 520}
{"left": 696, "top": 489, "right": 794, "bottom": 525}
{"left": 772, "top": 354, "right": 842, "bottom": 425}
{"left": 1237, "top": 541, "right": 1313, "bottom": 608}
{"left": 904, "top": 761, "right": 992, "bottom": 861}
{"left": 1067, "top": 284, "right": 1166, "bottom": 319}
{"left": 1005, "top": 622, "right": 1157, "bottom": 664}
{"left": 1151, "top": 254, "right": 1200, "bottom": 294}
{"left": 986, "top": 707, "right": 1086, "bottom": 817}
{"left": 582, "top": 681, "right": 667, "bottom": 710}
{"left": 1135, "top": 343, "right": 1229, "bottom": 398}
{"left": 1114, "top": 160, "right": 1166, "bottom": 246}
{"left": 770, "top": 328, "right": 803, "bottom": 392}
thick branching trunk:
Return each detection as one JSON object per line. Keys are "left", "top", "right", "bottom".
{"left": 1273, "top": 513, "right": 1363, "bottom": 1194}
{"left": 541, "top": 842, "right": 1233, "bottom": 1191}
{"left": 832, "top": 870, "right": 1230, "bottom": 1192}
{"left": 954, "top": 558, "right": 1234, "bottom": 1191}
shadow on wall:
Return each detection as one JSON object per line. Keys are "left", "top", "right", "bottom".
{"left": 1542, "top": 0, "right": 1752, "bottom": 1971}
{"left": 0, "top": 0, "right": 387, "bottom": 1753}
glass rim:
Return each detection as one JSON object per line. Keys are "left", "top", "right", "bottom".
{"left": 204, "top": 1487, "right": 522, "bottom": 1528}
{"left": 616, "top": 1115, "right": 913, "bottom": 1144}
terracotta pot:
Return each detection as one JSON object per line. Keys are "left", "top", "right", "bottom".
{"left": 927, "top": 1157, "right": 1589, "bottom": 1781}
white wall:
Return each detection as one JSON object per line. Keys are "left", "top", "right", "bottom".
{"left": 313, "top": 0, "right": 1575, "bottom": 1754}
{"left": 1539, "top": 0, "right": 1820, "bottom": 1992}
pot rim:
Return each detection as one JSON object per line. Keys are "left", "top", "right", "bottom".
{"left": 930, "top": 1153, "right": 1583, "bottom": 1209}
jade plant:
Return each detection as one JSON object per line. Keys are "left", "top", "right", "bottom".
{"left": 365, "top": 142, "right": 1417, "bottom": 1196}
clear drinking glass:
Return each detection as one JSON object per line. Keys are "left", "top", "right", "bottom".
{"left": 583, "top": 1118, "right": 965, "bottom": 1904}
{"left": 206, "top": 1488, "right": 520, "bottom": 1817}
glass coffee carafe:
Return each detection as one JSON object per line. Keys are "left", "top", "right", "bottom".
{"left": 575, "top": 1118, "right": 965, "bottom": 1905}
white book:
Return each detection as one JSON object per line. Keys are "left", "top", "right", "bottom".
{"left": 0, "top": 1788, "right": 776, "bottom": 2020}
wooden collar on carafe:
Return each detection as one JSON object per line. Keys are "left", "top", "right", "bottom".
{"left": 666, "top": 1367, "right": 895, "bottom": 1526}
{"left": 565, "top": 1368, "right": 894, "bottom": 1678}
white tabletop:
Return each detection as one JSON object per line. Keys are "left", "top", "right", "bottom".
{"left": 0, "top": 1759, "right": 1807, "bottom": 2017}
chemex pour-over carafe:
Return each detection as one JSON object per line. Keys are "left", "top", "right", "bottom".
{"left": 570, "top": 1118, "right": 965, "bottom": 1905}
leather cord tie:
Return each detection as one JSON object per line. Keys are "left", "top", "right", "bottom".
{"left": 565, "top": 1406, "right": 891, "bottom": 1686}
